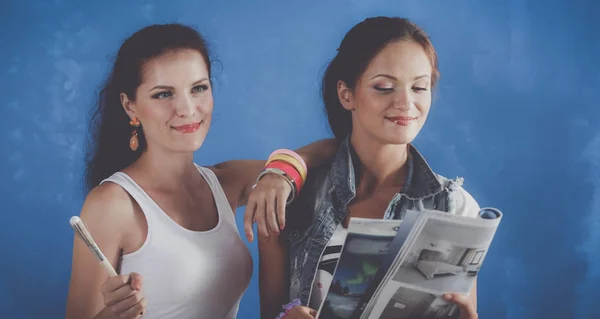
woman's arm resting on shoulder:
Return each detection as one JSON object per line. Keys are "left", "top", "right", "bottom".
{"left": 210, "top": 138, "right": 338, "bottom": 240}
{"left": 258, "top": 233, "right": 290, "bottom": 319}
{"left": 213, "top": 138, "right": 337, "bottom": 207}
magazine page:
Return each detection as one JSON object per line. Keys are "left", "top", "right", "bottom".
{"left": 361, "top": 208, "right": 502, "bottom": 319}
{"left": 350, "top": 209, "right": 422, "bottom": 318}
{"left": 315, "top": 218, "right": 402, "bottom": 319}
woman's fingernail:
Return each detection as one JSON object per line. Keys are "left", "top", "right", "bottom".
{"left": 444, "top": 294, "right": 452, "bottom": 300}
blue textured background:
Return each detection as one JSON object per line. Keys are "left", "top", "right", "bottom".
{"left": 1, "top": 1, "right": 599, "bottom": 318}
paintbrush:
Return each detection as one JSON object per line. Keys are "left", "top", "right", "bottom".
{"left": 69, "top": 216, "right": 118, "bottom": 277}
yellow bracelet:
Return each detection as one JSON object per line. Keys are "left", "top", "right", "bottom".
{"left": 266, "top": 153, "right": 307, "bottom": 182}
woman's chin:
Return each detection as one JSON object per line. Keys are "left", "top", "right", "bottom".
{"left": 165, "top": 138, "right": 207, "bottom": 153}
{"left": 379, "top": 132, "right": 417, "bottom": 146}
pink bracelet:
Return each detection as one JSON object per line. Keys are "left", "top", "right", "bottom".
{"left": 269, "top": 149, "right": 308, "bottom": 174}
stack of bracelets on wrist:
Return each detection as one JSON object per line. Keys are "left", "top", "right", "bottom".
{"left": 255, "top": 149, "right": 308, "bottom": 205}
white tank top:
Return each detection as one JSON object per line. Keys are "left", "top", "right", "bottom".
{"left": 100, "top": 165, "right": 253, "bottom": 319}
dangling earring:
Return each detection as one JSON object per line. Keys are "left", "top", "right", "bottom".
{"left": 129, "top": 117, "right": 140, "bottom": 151}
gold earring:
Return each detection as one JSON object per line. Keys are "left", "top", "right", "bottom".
{"left": 129, "top": 117, "right": 140, "bottom": 151}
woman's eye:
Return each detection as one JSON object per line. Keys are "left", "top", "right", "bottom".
{"left": 192, "top": 85, "right": 209, "bottom": 93}
{"left": 374, "top": 86, "right": 394, "bottom": 93}
{"left": 152, "top": 91, "right": 172, "bottom": 99}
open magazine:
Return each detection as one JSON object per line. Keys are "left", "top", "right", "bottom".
{"left": 315, "top": 207, "right": 502, "bottom": 319}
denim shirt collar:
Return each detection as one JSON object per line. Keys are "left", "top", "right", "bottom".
{"left": 331, "top": 136, "right": 444, "bottom": 208}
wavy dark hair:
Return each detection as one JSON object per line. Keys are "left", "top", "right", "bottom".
{"left": 84, "top": 23, "right": 212, "bottom": 192}
{"left": 322, "top": 17, "right": 440, "bottom": 141}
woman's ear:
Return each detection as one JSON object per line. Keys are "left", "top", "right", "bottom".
{"left": 120, "top": 92, "right": 136, "bottom": 120}
{"left": 337, "top": 80, "right": 355, "bottom": 111}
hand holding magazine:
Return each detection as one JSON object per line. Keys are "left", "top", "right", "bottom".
{"left": 315, "top": 207, "right": 502, "bottom": 319}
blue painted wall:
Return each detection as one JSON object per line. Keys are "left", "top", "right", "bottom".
{"left": 1, "top": 1, "right": 599, "bottom": 318}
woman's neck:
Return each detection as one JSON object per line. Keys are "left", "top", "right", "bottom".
{"left": 129, "top": 144, "right": 198, "bottom": 190}
{"left": 350, "top": 133, "right": 409, "bottom": 195}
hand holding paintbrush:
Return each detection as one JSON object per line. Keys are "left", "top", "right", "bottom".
{"left": 70, "top": 216, "right": 147, "bottom": 318}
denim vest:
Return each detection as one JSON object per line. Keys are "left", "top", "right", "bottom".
{"left": 284, "top": 137, "right": 469, "bottom": 306}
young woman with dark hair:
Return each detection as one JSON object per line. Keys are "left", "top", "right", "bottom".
{"left": 255, "top": 17, "right": 480, "bottom": 319}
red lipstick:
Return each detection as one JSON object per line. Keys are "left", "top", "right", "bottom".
{"left": 386, "top": 116, "right": 416, "bottom": 126}
{"left": 172, "top": 122, "right": 201, "bottom": 133}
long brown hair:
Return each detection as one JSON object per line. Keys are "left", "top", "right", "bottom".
{"left": 85, "top": 23, "right": 212, "bottom": 192}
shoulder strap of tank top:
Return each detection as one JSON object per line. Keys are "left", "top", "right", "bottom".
{"left": 100, "top": 172, "right": 158, "bottom": 225}
{"left": 195, "top": 165, "right": 236, "bottom": 226}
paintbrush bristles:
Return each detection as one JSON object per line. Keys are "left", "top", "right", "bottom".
{"left": 69, "top": 216, "right": 106, "bottom": 262}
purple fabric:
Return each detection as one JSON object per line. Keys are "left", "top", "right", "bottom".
{"left": 274, "top": 299, "right": 302, "bottom": 319}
